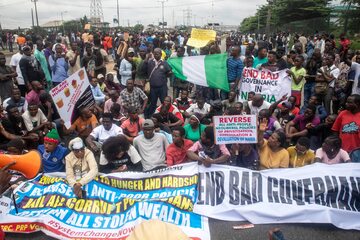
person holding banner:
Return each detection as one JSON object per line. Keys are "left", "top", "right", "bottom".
{"left": 187, "top": 126, "right": 230, "bottom": 167}
{"left": 66, "top": 137, "right": 98, "bottom": 198}
{"left": 258, "top": 119, "right": 289, "bottom": 169}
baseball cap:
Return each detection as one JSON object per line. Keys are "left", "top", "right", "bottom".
{"left": 97, "top": 74, "right": 105, "bottom": 79}
{"left": 128, "top": 48, "right": 135, "bottom": 54}
{"left": 142, "top": 119, "right": 154, "bottom": 128}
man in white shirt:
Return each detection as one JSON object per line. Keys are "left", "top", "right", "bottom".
{"left": 246, "top": 94, "right": 271, "bottom": 115}
{"left": 66, "top": 42, "right": 81, "bottom": 75}
{"left": 86, "top": 113, "right": 123, "bottom": 162}
{"left": 185, "top": 96, "right": 211, "bottom": 119}
{"left": 9, "top": 48, "right": 26, "bottom": 96}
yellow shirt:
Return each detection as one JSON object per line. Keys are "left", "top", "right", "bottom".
{"left": 290, "top": 66, "right": 306, "bottom": 91}
{"left": 287, "top": 146, "right": 315, "bottom": 168}
{"left": 259, "top": 140, "right": 289, "bottom": 169}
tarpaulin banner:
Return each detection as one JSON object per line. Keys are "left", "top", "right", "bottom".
{"left": 50, "top": 67, "right": 95, "bottom": 129}
{"left": 194, "top": 163, "right": 360, "bottom": 230}
{"left": 0, "top": 163, "right": 210, "bottom": 240}
{"left": 239, "top": 68, "right": 291, "bottom": 103}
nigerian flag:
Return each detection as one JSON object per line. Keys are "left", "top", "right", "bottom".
{"left": 168, "top": 53, "right": 229, "bottom": 92}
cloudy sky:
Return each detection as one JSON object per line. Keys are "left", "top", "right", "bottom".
{"left": 0, "top": 0, "right": 270, "bottom": 29}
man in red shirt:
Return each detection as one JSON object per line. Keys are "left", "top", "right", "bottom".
{"left": 166, "top": 126, "right": 193, "bottom": 166}
{"left": 332, "top": 94, "right": 360, "bottom": 153}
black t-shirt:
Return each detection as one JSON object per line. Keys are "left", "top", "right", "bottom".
{"left": 100, "top": 152, "right": 140, "bottom": 173}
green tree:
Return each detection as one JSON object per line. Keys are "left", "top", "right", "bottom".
{"left": 133, "top": 24, "right": 144, "bottom": 33}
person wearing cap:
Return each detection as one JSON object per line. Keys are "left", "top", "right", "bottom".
{"left": 274, "top": 101, "right": 296, "bottom": 129}
{"left": 96, "top": 74, "right": 107, "bottom": 93}
{"left": 183, "top": 113, "right": 206, "bottom": 142}
{"left": 66, "top": 137, "right": 98, "bottom": 199}
{"left": 49, "top": 43, "right": 69, "bottom": 87}
{"left": 119, "top": 48, "right": 136, "bottom": 89}
{"left": 133, "top": 119, "right": 169, "bottom": 171}
{"left": 37, "top": 129, "right": 69, "bottom": 173}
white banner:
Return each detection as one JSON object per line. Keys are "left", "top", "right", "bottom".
{"left": 213, "top": 115, "right": 257, "bottom": 144}
{"left": 239, "top": 68, "right": 291, "bottom": 103}
{"left": 50, "top": 68, "right": 95, "bottom": 128}
{"left": 194, "top": 163, "right": 360, "bottom": 230}
{"left": 0, "top": 163, "right": 209, "bottom": 240}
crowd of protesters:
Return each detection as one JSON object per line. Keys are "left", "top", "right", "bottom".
{"left": 0, "top": 28, "right": 359, "bottom": 205}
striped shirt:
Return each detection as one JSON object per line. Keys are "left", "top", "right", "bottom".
{"left": 227, "top": 57, "right": 244, "bottom": 83}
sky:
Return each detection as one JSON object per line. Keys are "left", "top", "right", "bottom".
{"left": 0, "top": 0, "right": 269, "bottom": 29}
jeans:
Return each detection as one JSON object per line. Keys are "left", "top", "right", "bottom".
{"left": 146, "top": 85, "right": 167, "bottom": 117}
{"left": 303, "top": 82, "right": 315, "bottom": 106}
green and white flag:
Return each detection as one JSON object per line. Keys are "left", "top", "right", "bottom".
{"left": 168, "top": 53, "right": 229, "bottom": 92}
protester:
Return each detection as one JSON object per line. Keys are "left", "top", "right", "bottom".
{"left": 315, "top": 136, "right": 351, "bottom": 164}
{"left": 0, "top": 52, "right": 17, "bottom": 101}
{"left": 287, "top": 137, "right": 315, "bottom": 168}
{"left": 66, "top": 137, "right": 98, "bottom": 198}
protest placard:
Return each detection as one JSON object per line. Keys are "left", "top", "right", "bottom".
{"left": 239, "top": 68, "right": 291, "bottom": 103}
{"left": 213, "top": 115, "right": 257, "bottom": 144}
{"left": 49, "top": 68, "right": 95, "bottom": 129}
{"left": 186, "top": 28, "right": 216, "bottom": 48}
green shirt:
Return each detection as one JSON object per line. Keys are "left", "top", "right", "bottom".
{"left": 184, "top": 124, "right": 206, "bottom": 142}
{"left": 253, "top": 57, "right": 268, "bottom": 69}
{"left": 34, "top": 49, "right": 52, "bottom": 89}
{"left": 290, "top": 66, "right": 306, "bottom": 91}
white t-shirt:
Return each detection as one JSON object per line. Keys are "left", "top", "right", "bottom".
{"left": 248, "top": 100, "right": 271, "bottom": 115}
{"left": 90, "top": 124, "right": 123, "bottom": 144}
{"left": 10, "top": 52, "right": 24, "bottom": 85}
{"left": 22, "top": 109, "right": 48, "bottom": 131}
{"left": 99, "top": 145, "right": 141, "bottom": 165}
{"left": 186, "top": 103, "right": 211, "bottom": 115}
{"left": 351, "top": 62, "right": 360, "bottom": 95}
{"left": 320, "top": 65, "right": 340, "bottom": 88}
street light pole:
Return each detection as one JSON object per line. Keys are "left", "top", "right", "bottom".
{"left": 116, "top": 0, "right": 120, "bottom": 27}
{"left": 31, "top": 0, "right": 39, "bottom": 27}
{"left": 158, "top": 0, "right": 168, "bottom": 29}
{"left": 60, "top": 11, "right": 67, "bottom": 35}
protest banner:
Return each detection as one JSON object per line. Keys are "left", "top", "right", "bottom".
{"left": 239, "top": 67, "right": 291, "bottom": 103}
{"left": 194, "top": 163, "right": 360, "bottom": 230}
{"left": 0, "top": 163, "right": 209, "bottom": 240}
{"left": 213, "top": 115, "right": 257, "bottom": 144}
{"left": 186, "top": 28, "right": 216, "bottom": 48}
{"left": 50, "top": 68, "right": 95, "bottom": 129}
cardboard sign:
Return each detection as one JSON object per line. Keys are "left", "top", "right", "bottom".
{"left": 186, "top": 28, "right": 216, "bottom": 48}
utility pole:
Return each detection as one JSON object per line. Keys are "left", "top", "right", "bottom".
{"left": 31, "top": 0, "right": 39, "bottom": 27}
{"left": 61, "top": 11, "right": 67, "bottom": 35}
{"left": 183, "top": 8, "right": 192, "bottom": 27}
{"left": 211, "top": 0, "right": 214, "bottom": 29}
{"left": 116, "top": 0, "right": 120, "bottom": 27}
{"left": 265, "top": 0, "right": 274, "bottom": 36}
{"left": 31, "top": 9, "right": 35, "bottom": 28}
{"left": 158, "top": 0, "right": 168, "bottom": 30}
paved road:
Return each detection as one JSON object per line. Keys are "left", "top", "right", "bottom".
{"left": 5, "top": 219, "right": 360, "bottom": 240}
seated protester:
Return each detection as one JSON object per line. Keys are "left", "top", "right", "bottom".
{"left": 307, "top": 114, "right": 337, "bottom": 150}
{"left": 22, "top": 101, "right": 50, "bottom": 133}
{"left": 38, "top": 129, "right": 69, "bottom": 173}
{"left": 155, "top": 96, "right": 184, "bottom": 122}
{"left": 285, "top": 105, "right": 320, "bottom": 143}
{"left": 315, "top": 136, "right": 350, "bottom": 164}
{"left": 222, "top": 90, "right": 237, "bottom": 112}
{"left": 3, "top": 87, "right": 25, "bottom": 113}
{"left": 121, "top": 106, "right": 145, "bottom": 142}
{"left": 173, "top": 89, "right": 193, "bottom": 116}
{"left": 184, "top": 113, "right": 207, "bottom": 142}
{"left": 184, "top": 96, "right": 211, "bottom": 119}
{"left": 104, "top": 90, "right": 122, "bottom": 114}
{"left": 61, "top": 107, "right": 98, "bottom": 139}
{"left": 100, "top": 135, "right": 142, "bottom": 173}
{"left": 156, "top": 104, "right": 183, "bottom": 129}
{"left": 89, "top": 77, "right": 106, "bottom": 105}
{"left": 6, "top": 138, "right": 26, "bottom": 155}
{"left": 258, "top": 119, "right": 289, "bottom": 169}
{"left": 150, "top": 114, "right": 173, "bottom": 143}
{"left": 105, "top": 72, "right": 121, "bottom": 92}
{"left": 133, "top": 119, "right": 169, "bottom": 171}
{"left": 299, "top": 95, "right": 327, "bottom": 121}
{"left": 258, "top": 109, "right": 281, "bottom": 139}
{"left": 166, "top": 126, "right": 194, "bottom": 166}
{"left": 25, "top": 81, "right": 45, "bottom": 106}
{"left": 203, "top": 99, "right": 224, "bottom": 124}
{"left": 286, "top": 96, "right": 300, "bottom": 116}
{"left": 287, "top": 137, "right": 315, "bottom": 168}
{"left": 242, "top": 91, "right": 255, "bottom": 113}
{"left": 39, "top": 92, "right": 60, "bottom": 123}
{"left": 230, "top": 144, "right": 259, "bottom": 170}
{"left": 120, "top": 79, "right": 148, "bottom": 115}
{"left": 110, "top": 103, "right": 126, "bottom": 126}
{"left": 66, "top": 137, "right": 98, "bottom": 199}
{"left": 86, "top": 113, "right": 123, "bottom": 155}
{"left": 97, "top": 74, "right": 107, "bottom": 93}
{"left": 332, "top": 94, "right": 360, "bottom": 153}
{"left": 187, "top": 126, "right": 230, "bottom": 167}
{"left": 274, "top": 102, "right": 296, "bottom": 128}
{"left": 245, "top": 93, "right": 271, "bottom": 115}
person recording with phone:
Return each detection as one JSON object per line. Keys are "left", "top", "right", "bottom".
{"left": 65, "top": 137, "right": 98, "bottom": 199}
